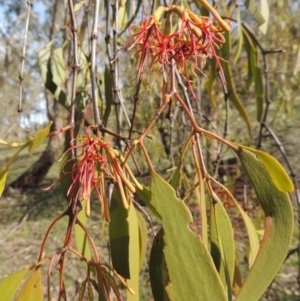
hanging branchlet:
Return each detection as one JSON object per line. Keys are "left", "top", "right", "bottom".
{"left": 18, "top": 1, "right": 33, "bottom": 112}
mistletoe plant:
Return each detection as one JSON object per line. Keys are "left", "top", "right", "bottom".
{"left": 0, "top": 1, "right": 295, "bottom": 301}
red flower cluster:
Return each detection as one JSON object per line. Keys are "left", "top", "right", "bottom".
{"left": 116, "top": 5, "right": 230, "bottom": 94}
{"left": 47, "top": 127, "right": 141, "bottom": 220}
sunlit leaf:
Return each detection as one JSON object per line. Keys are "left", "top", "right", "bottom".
{"left": 233, "top": 144, "right": 294, "bottom": 193}
{"left": 136, "top": 186, "right": 160, "bottom": 220}
{"left": 16, "top": 268, "right": 43, "bottom": 301}
{"left": 74, "top": 0, "right": 87, "bottom": 12}
{"left": 38, "top": 42, "right": 70, "bottom": 107}
{"left": 75, "top": 200, "right": 92, "bottom": 260}
{"left": 235, "top": 147, "right": 294, "bottom": 301}
{"left": 0, "top": 267, "right": 32, "bottom": 301}
{"left": 259, "top": 0, "right": 269, "bottom": 34}
{"left": 233, "top": 9, "right": 244, "bottom": 66}
{"left": 0, "top": 139, "right": 28, "bottom": 147}
{"left": 149, "top": 228, "right": 170, "bottom": 301}
{"left": 52, "top": 47, "right": 65, "bottom": 86}
{"left": 150, "top": 172, "right": 227, "bottom": 300}
{"left": 127, "top": 202, "right": 139, "bottom": 301}
{"left": 118, "top": 0, "right": 130, "bottom": 30}
{"left": 28, "top": 122, "right": 52, "bottom": 155}
{"left": 0, "top": 143, "right": 29, "bottom": 196}
{"left": 243, "top": 0, "right": 265, "bottom": 25}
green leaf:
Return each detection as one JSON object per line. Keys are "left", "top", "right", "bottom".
{"left": 235, "top": 147, "right": 294, "bottom": 301}
{"left": 52, "top": 47, "right": 65, "bottom": 86}
{"left": 109, "top": 192, "right": 130, "bottom": 278}
{"left": 78, "top": 280, "right": 87, "bottom": 301}
{"left": 254, "top": 66, "right": 264, "bottom": 122}
{"left": 127, "top": 202, "right": 139, "bottom": 301}
{"left": 28, "top": 122, "right": 52, "bottom": 155}
{"left": 87, "top": 280, "right": 94, "bottom": 301}
{"left": 259, "top": 0, "right": 269, "bottom": 34}
{"left": 233, "top": 144, "right": 294, "bottom": 193}
{"left": 210, "top": 197, "right": 235, "bottom": 299}
{"left": 243, "top": 0, "right": 265, "bottom": 25}
{"left": 233, "top": 9, "right": 244, "bottom": 66}
{"left": 136, "top": 210, "right": 148, "bottom": 272}
{"left": 206, "top": 55, "right": 217, "bottom": 107}
{"left": 75, "top": 200, "right": 92, "bottom": 260}
{"left": 38, "top": 42, "right": 70, "bottom": 107}
{"left": 149, "top": 228, "right": 170, "bottom": 301}
{"left": 136, "top": 186, "right": 160, "bottom": 220}
{"left": 16, "top": 268, "right": 43, "bottom": 301}
{"left": 222, "top": 32, "right": 251, "bottom": 137}
{"left": 243, "top": 28, "right": 257, "bottom": 88}
{"left": 77, "top": 49, "right": 89, "bottom": 92}
{"left": 0, "top": 143, "right": 29, "bottom": 196}
{"left": 103, "top": 65, "right": 113, "bottom": 125}
{"left": 150, "top": 172, "right": 227, "bottom": 301}
{"left": 0, "top": 267, "right": 32, "bottom": 301}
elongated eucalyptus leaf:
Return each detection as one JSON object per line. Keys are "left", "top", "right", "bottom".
{"left": 109, "top": 192, "right": 130, "bottom": 278}
{"left": 243, "top": 0, "right": 265, "bottom": 25}
{"left": 38, "top": 43, "right": 70, "bottom": 107}
{"left": 16, "top": 268, "right": 43, "bottom": 301}
{"left": 233, "top": 9, "right": 244, "bottom": 66}
{"left": 222, "top": 32, "right": 251, "bottom": 137}
{"left": 149, "top": 228, "right": 170, "bottom": 301}
{"left": 259, "top": 0, "right": 269, "bottom": 34}
{"left": 210, "top": 198, "right": 235, "bottom": 300}
{"left": 136, "top": 185, "right": 160, "bottom": 219}
{"left": 0, "top": 267, "right": 32, "bottom": 301}
{"left": 127, "top": 203, "right": 140, "bottom": 301}
{"left": 136, "top": 210, "right": 148, "bottom": 271}
{"left": 254, "top": 66, "right": 264, "bottom": 122}
{"left": 103, "top": 65, "right": 113, "bottom": 125}
{"left": 150, "top": 172, "right": 227, "bottom": 301}
{"left": 206, "top": 55, "right": 217, "bottom": 107}
{"left": 235, "top": 147, "right": 294, "bottom": 301}
{"left": 233, "top": 144, "right": 294, "bottom": 193}
{"left": 28, "top": 121, "right": 52, "bottom": 155}
{"left": 75, "top": 200, "right": 92, "bottom": 260}
{"left": 0, "top": 143, "right": 29, "bottom": 196}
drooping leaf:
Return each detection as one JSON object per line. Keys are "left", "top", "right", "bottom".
{"left": 0, "top": 143, "right": 29, "bottom": 196}
{"left": 259, "top": 0, "right": 269, "bottom": 34}
{"left": 222, "top": 32, "right": 251, "bottom": 137}
{"left": 149, "top": 228, "right": 170, "bottom": 301}
{"left": 136, "top": 210, "right": 148, "bottom": 271}
{"left": 150, "top": 172, "right": 226, "bottom": 301}
{"left": 0, "top": 139, "right": 28, "bottom": 147}
{"left": 87, "top": 280, "right": 94, "bottom": 301}
{"left": 28, "top": 121, "right": 52, "bottom": 155}
{"left": 38, "top": 42, "right": 70, "bottom": 107}
{"left": 52, "top": 47, "right": 65, "bottom": 86}
{"left": 78, "top": 280, "right": 87, "bottom": 301}
{"left": 127, "top": 202, "right": 139, "bottom": 301}
{"left": 243, "top": 28, "right": 257, "bottom": 88}
{"left": 234, "top": 147, "right": 294, "bottom": 301}
{"left": 109, "top": 192, "right": 130, "bottom": 278}
{"left": 206, "top": 55, "right": 217, "bottom": 107}
{"left": 16, "top": 268, "right": 43, "bottom": 301}
{"left": 77, "top": 49, "right": 89, "bottom": 92}
{"left": 243, "top": 0, "right": 265, "bottom": 25}
{"left": 75, "top": 200, "right": 92, "bottom": 260}
{"left": 254, "top": 66, "right": 264, "bottom": 122}
{"left": 233, "top": 144, "right": 294, "bottom": 193}
{"left": 136, "top": 186, "right": 160, "bottom": 220}
{"left": 74, "top": 0, "right": 87, "bottom": 12}
{"left": 210, "top": 196, "right": 235, "bottom": 299}
{"left": 118, "top": 0, "right": 130, "bottom": 30}
{"left": 0, "top": 267, "right": 32, "bottom": 301}
{"left": 103, "top": 65, "right": 113, "bottom": 125}
{"left": 233, "top": 9, "right": 244, "bottom": 66}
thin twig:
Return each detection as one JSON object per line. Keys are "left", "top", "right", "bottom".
{"left": 90, "top": 0, "right": 101, "bottom": 125}
{"left": 18, "top": 1, "right": 33, "bottom": 112}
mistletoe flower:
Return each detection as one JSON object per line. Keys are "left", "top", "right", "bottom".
{"left": 115, "top": 5, "right": 230, "bottom": 95}
{"left": 47, "top": 127, "right": 141, "bottom": 220}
